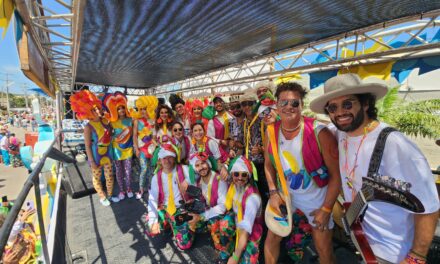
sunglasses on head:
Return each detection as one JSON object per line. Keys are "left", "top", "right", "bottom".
{"left": 277, "top": 99, "right": 300, "bottom": 108}
{"left": 232, "top": 171, "right": 250, "bottom": 178}
{"left": 241, "top": 101, "right": 255, "bottom": 107}
{"left": 173, "top": 127, "right": 183, "bottom": 132}
{"left": 325, "top": 99, "right": 357, "bottom": 114}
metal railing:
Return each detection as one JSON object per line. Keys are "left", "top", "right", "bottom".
{"left": 0, "top": 132, "right": 75, "bottom": 263}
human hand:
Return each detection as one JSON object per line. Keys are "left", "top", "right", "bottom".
{"left": 268, "top": 193, "right": 284, "bottom": 216}
{"left": 135, "top": 148, "right": 140, "bottom": 158}
{"left": 19, "top": 208, "right": 36, "bottom": 223}
{"left": 180, "top": 180, "right": 189, "bottom": 194}
{"left": 188, "top": 213, "right": 200, "bottom": 231}
{"left": 150, "top": 222, "right": 161, "bottom": 235}
{"left": 220, "top": 166, "right": 229, "bottom": 181}
{"left": 227, "top": 256, "right": 238, "bottom": 264}
{"left": 229, "top": 149, "right": 237, "bottom": 158}
{"left": 251, "top": 145, "right": 261, "bottom": 156}
{"left": 310, "top": 208, "right": 331, "bottom": 231}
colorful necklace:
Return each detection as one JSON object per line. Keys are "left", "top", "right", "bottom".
{"left": 343, "top": 120, "right": 378, "bottom": 200}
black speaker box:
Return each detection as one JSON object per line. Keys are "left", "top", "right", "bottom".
{"left": 62, "top": 160, "right": 96, "bottom": 199}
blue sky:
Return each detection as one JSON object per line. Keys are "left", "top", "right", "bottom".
{"left": 0, "top": 21, "right": 37, "bottom": 95}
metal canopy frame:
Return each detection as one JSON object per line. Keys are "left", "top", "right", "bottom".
{"left": 152, "top": 10, "right": 440, "bottom": 97}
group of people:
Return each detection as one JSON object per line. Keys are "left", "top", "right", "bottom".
{"left": 0, "top": 125, "right": 23, "bottom": 168}
{"left": 70, "top": 73, "right": 439, "bottom": 264}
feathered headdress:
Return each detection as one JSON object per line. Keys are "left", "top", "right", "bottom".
{"left": 70, "top": 90, "right": 102, "bottom": 120}
{"left": 102, "top": 92, "right": 130, "bottom": 122}
{"left": 131, "top": 96, "right": 159, "bottom": 119}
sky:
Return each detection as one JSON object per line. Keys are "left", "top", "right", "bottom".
{"left": 0, "top": 21, "right": 37, "bottom": 95}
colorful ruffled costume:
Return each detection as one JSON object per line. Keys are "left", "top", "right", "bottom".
{"left": 70, "top": 90, "right": 114, "bottom": 200}
{"left": 131, "top": 96, "right": 158, "bottom": 194}
{"left": 102, "top": 92, "right": 134, "bottom": 195}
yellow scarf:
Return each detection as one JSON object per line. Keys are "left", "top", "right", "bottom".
{"left": 244, "top": 114, "right": 259, "bottom": 159}
{"left": 268, "top": 124, "right": 289, "bottom": 197}
{"left": 221, "top": 112, "right": 229, "bottom": 139}
{"left": 225, "top": 184, "right": 244, "bottom": 248}
{"left": 166, "top": 173, "right": 176, "bottom": 215}
{"left": 162, "top": 123, "right": 168, "bottom": 135}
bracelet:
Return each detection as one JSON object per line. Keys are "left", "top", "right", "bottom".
{"left": 268, "top": 189, "right": 279, "bottom": 196}
{"left": 405, "top": 253, "right": 426, "bottom": 264}
{"left": 410, "top": 249, "right": 427, "bottom": 260}
{"left": 232, "top": 252, "right": 239, "bottom": 262}
{"left": 320, "top": 206, "right": 332, "bottom": 214}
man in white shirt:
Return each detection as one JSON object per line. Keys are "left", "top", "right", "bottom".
{"left": 310, "top": 73, "right": 439, "bottom": 264}
{"left": 146, "top": 144, "right": 193, "bottom": 250}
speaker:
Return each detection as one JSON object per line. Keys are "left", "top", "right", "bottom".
{"left": 62, "top": 160, "right": 96, "bottom": 199}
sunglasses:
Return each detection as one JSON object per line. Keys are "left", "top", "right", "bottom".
{"left": 259, "top": 107, "right": 272, "bottom": 118}
{"left": 277, "top": 99, "right": 300, "bottom": 108}
{"left": 325, "top": 99, "right": 357, "bottom": 114}
{"left": 232, "top": 171, "right": 250, "bottom": 178}
{"left": 173, "top": 127, "right": 183, "bottom": 132}
{"left": 241, "top": 101, "right": 255, "bottom": 107}
{"left": 230, "top": 104, "right": 241, "bottom": 110}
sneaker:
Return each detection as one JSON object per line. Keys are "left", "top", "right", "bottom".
{"left": 127, "top": 191, "right": 134, "bottom": 199}
{"left": 100, "top": 198, "right": 111, "bottom": 207}
{"left": 110, "top": 196, "right": 120, "bottom": 203}
{"left": 118, "top": 192, "right": 125, "bottom": 201}
{"left": 135, "top": 192, "right": 143, "bottom": 200}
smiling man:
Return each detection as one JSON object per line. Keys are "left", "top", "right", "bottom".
{"left": 310, "top": 73, "right": 439, "bottom": 264}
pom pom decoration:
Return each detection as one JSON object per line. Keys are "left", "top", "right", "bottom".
{"left": 69, "top": 90, "right": 103, "bottom": 120}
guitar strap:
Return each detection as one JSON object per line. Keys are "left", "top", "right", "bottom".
{"left": 367, "top": 127, "right": 397, "bottom": 177}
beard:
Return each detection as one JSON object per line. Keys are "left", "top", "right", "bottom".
{"left": 331, "top": 109, "right": 365, "bottom": 132}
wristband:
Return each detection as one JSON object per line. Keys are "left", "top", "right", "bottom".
{"left": 268, "top": 189, "right": 279, "bottom": 196}
{"left": 410, "top": 249, "right": 427, "bottom": 260}
{"left": 320, "top": 206, "right": 332, "bottom": 214}
{"left": 405, "top": 253, "right": 426, "bottom": 264}
{"left": 232, "top": 253, "right": 239, "bottom": 262}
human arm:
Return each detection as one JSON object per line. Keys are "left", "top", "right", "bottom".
{"left": 310, "top": 127, "right": 341, "bottom": 230}
{"left": 83, "top": 125, "right": 98, "bottom": 169}
{"left": 133, "top": 120, "right": 140, "bottom": 158}
{"left": 147, "top": 175, "right": 160, "bottom": 227}
{"left": 263, "top": 129, "right": 284, "bottom": 215}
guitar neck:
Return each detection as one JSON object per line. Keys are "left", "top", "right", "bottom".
{"left": 345, "top": 190, "right": 368, "bottom": 227}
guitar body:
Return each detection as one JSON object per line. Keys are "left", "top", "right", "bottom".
{"left": 343, "top": 202, "right": 378, "bottom": 264}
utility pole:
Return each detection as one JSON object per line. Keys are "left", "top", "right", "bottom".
{"left": 0, "top": 73, "right": 14, "bottom": 114}
{"left": 22, "top": 84, "right": 29, "bottom": 109}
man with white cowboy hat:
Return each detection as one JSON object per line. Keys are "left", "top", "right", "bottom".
{"left": 310, "top": 73, "right": 439, "bottom": 264}
{"left": 146, "top": 144, "right": 194, "bottom": 250}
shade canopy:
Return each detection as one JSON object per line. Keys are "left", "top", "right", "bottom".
{"left": 76, "top": 0, "right": 440, "bottom": 88}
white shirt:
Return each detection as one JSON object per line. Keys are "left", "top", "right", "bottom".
{"left": 199, "top": 171, "right": 228, "bottom": 220}
{"left": 232, "top": 187, "right": 261, "bottom": 234}
{"left": 0, "top": 136, "right": 8, "bottom": 150}
{"left": 189, "top": 137, "right": 222, "bottom": 160}
{"left": 335, "top": 122, "right": 439, "bottom": 263}
{"left": 207, "top": 111, "right": 237, "bottom": 142}
{"left": 147, "top": 165, "right": 191, "bottom": 226}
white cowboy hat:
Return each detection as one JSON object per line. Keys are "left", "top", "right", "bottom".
{"left": 310, "top": 73, "right": 388, "bottom": 114}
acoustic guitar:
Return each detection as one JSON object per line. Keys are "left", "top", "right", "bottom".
{"left": 341, "top": 176, "right": 425, "bottom": 263}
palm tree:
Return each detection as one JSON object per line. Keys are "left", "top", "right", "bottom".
{"left": 377, "top": 87, "right": 440, "bottom": 139}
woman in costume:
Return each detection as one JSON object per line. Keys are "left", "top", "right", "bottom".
{"left": 225, "top": 155, "right": 262, "bottom": 264}
{"left": 190, "top": 122, "right": 229, "bottom": 181}
{"left": 70, "top": 90, "right": 115, "bottom": 206}
{"left": 132, "top": 96, "right": 158, "bottom": 200}
{"left": 169, "top": 94, "right": 191, "bottom": 136}
{"left": 171, "top": 121, "right": 190, "bottom": 164}
{"left": 103, "top": 92, "right": 134, "bottom": 201}
{"left": 190, "top": 99, "right": 209, "bottom": 131}
{"left": 154, "top": 104, "right": 174, "bottom": 143}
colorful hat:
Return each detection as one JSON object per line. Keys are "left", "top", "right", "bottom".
{"left": 157, "top": 143, "right": 177, "bottom": 159}
{"left": 257, "top": 90, "right": 277, "bottom": 116}
{"left": 228, "top": 155, "right": 258, "bottom": 182}
{"left": 102, "top": 92, "right": 130, "bottom": 122}
{"left": 70, "top": 90, "right": 102, "bottom": 120}
{"left": 135, "top": 96, "right": 159, "bottom": 119}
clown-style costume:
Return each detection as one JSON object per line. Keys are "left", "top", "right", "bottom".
{"left": 207, "top": 110, "right": 238, "bottom": 146}
{"left": 147, "top": 163, "right": 195, "bottom": 249}
{"left": 267, "top": 116, "right": 332, "bottom": 261}
{"left": 173, "top": 153, "right": 235, "bottom": 260}
{"left": 190, "top": 99, "right": 209, "bottom": 132}
{"left": 225, "top": 156, "right": 263, "bottom": 264}
{"left": 70, "top": 90, "right": 114, "bottom": 206}
{"left": 103, "top": 92, "right": 134, "bottom": 196}
{"left": 189, "top": 136, "right": 228, "bottom": 165}
{"left": 132, "top": 96, "right": 158, "bottom": 196}
{"left": 171, "top": 135, "right": 190, "bottom": 164}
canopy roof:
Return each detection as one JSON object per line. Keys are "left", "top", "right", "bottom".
{"left": 75, "top": 0, "right": 440, "bottom": 88}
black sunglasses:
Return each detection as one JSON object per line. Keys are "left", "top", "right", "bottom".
{"left": 232, "top": 171, "right": 250, "bottom": 178}
{"left": 325, "top": 99, "right": 357, "bottom": 114}
{"left": 277, "top": 99, "right": 300, "bottom": 108}
{"left": 173, "top": 127, "right": 183, "bottom": 132}
{"left": 230, "top": 104, "right": 241, "bottom": 110}
{"left": 241, "top": 101, "right": 255, "bottom": 107}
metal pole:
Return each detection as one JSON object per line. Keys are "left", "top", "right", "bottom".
{"left": 6, "top": 74, "right": 10, "bottom": 114}
{"left": 33, "top": 176, "right": 51, "bottom": 264}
